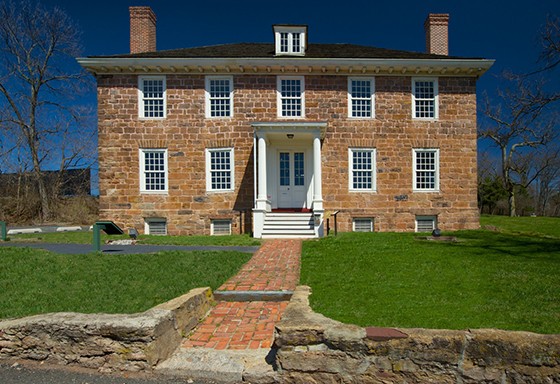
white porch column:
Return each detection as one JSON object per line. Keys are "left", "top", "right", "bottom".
{"left": 257, "top": 134, "right": 268, "bottom": 205}
{"left": 253, "top": 134, "right": 269, "bottom": 238}
{"left": 312, "top": 135, "right": 323, "bottom": 211}
{"left": 312, "top": 134, "right": 324, "bottom": 237}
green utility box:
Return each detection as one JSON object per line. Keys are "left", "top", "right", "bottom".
{"left": 92, "top": 221, "right": 124, "bottom": 252}
{"left": 0, "top": 221, "right": 6, "bottom": 241}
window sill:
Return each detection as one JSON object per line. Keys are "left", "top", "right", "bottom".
{"left": 138, "top": 116, "right": 167, "bottom": 121}
{"left": 140, "top": 191, "right": 169, "bottom": 195}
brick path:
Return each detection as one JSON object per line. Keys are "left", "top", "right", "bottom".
{"left": 182, "top": 239, "right": 301, "bottom": 350}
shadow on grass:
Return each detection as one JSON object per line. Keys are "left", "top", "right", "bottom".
{"left": 449, "top": 230, "right": 560, "bottom": 262}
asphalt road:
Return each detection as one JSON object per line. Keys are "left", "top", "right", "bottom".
{"left": 0, "top": 361, "right": 222, "bottom": 384}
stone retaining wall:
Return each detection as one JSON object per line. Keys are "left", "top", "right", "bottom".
{"left": 0, "top": 287, "right": 212, "bottom": 372}
{"left": 274, "top": 286, "right": 560, "bottom": 384}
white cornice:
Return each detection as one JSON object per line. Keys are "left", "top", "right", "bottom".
{"left": 77, "top": 57, "right": 495, "bottom": 77}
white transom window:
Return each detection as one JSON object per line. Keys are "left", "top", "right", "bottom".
{"left": 205, "top": 76, "right": 233, "bottom": 118}
{"left": 349, "top": 148, "right": 376, "bottom": 191}
{"left": 412, "top": 78, "right": 438, "bottom": 119}
{"left": 206, "top": 148, "right": 234, "bottom": 192}
{"left": 138, "top": 76, "right": 166, "bottom": 119}
{"left": 413, "top": 149, "right": 439, "bottom": 191}
{"left": 140, "top": 148, "right": 168, "bottom": 193}
{"left": 348, "top": 78, "right": 375, "bottom": 118}
{"left": 277, "top": 76, "right": 304, "bottom": 118}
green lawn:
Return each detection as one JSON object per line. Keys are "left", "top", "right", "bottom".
{"left": 0, "top": 247, "right": 252, "bottom": 319}
{"left": 301, "top": 216, "right": 560, "bottom": 334}
{"left": 9, "top": 231, "right": 261, "bottom": 246}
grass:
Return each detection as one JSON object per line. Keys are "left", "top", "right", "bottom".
{"left": 301, "top": 217, "right": 560, "bottom": 334}
{"left": 480, "top": 214, "right": 560, "bottom": 238}
{"left": 0, "top": 247, "right": 252, "bottom": 319}
{"left": 9, "top": 231, "right": 261, "bottom": 246}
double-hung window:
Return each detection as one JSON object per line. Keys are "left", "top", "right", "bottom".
{"left": 139, "top": 76, "right": 166, "bottom": 118}
{"left": 412, "top": 78, "right": 438, "bottom": 119}
{"left": 205, "top": 76, "right": 233, "bottom": 118}
{"left": 277, "top": 76, "right": 304, "bottom": 118}
{"left": 413, "top": 149, "right": 439, "bottom": 191}
{"left": 140, "top": 149, "right": 168, "bottom": 193}
{"left": 206, "top": 148, "right": 234, "bottom": 192}
{"left": 348, "top": 78, "right": 375, "bottom": 118}
{"left": 349, "top": 148, "right": 376, "bottom": 191}
{"left": 273, "top": 25, "right": 306, "bottom": 56}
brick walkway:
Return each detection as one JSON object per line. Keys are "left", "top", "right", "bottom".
{"left": 182, "top": 239, "right": 301, "bottom": 350}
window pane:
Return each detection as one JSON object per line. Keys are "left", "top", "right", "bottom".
{"left": 142, "top": 79, "right": 165, "bottom": 118}
{"left": 350, "top": 80, "right": 372, "bottom": 118}
{"left": 414, "top": 80, "right": 435, "bottom": 118}
{"left": 352, "top": 150, "right": 373, "bottom": 190}
{"left": 280, "top": 152, "right": 290, "bottom": 186}
{"left": 143, "top": 151, "right": 166, "bottom": 191}
{"left": 415, "top": 151, "right": 436, "bottom": 190}
{"left": 280, "top": 79, "right": 302, "bottom": 117}
{"left": 294, "top": 152, "right": 304, "bottom": 186}
{"left": 210, "top": 150, "right": 232, "bottom": 190}
{"left": 209, "top": 79, "right": 231, "bottom": 117}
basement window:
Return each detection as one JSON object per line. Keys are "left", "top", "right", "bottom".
{"left": 415, "top": 216, "right": 437, "bottom": 233}
{"left": 211, "top": 219, "right": 232, "bottom": 236}
{"left": 144, "top": 218, "right": 167, "bottom": 235}
{"left": 353, "top": 218, "right": 373, "bottom": 232}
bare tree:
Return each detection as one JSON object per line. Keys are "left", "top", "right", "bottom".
{"left": 0, "top": 0, "right": 95, "bottom": 221}
{"left": 479, "top": 16, "right": 559, "bottom": 217}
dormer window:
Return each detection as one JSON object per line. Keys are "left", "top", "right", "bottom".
{"left": 274, "top": 25, "right": 307, "bottom": 56}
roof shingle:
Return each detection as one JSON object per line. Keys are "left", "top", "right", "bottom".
{"left": 89, "top": 42, "right": 481, "bottom": 60}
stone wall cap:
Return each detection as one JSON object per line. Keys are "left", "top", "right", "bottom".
{"left": 365, "top": 327, "right": 409, "bottom": 341}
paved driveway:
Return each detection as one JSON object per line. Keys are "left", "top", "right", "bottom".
{"left": 0, "top": 242, "right": 259, "bottom": 255}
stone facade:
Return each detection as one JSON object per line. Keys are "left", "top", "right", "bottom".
{"left": 97, "top": 72, "right": 479, "bottom": 235}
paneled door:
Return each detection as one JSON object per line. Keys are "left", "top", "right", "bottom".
{"left": 278, "top": 151, "right": 307, "bottom": 208}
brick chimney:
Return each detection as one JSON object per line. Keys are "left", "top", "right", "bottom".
{"left": 129, "top": 6, "right": 156, "bottom": 54}
{"left": 424, "top": 13, "right": 449, "bottom": 56}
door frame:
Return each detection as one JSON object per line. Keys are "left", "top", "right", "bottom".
{"left": 276, "top": 149, "right": 308, "bottom": 208}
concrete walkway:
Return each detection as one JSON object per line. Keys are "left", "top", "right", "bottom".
{"left": 157, "top": 239, "right": 302, "bottom": 382}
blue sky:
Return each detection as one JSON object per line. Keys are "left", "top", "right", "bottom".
{"left": 42, "top": 0, "right": 560, "bottom": 96}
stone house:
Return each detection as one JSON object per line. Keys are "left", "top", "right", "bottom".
{"left": 78, "top": 7, "right": 493, "bottom": 238}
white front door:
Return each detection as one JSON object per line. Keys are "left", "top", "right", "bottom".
{"left": 278, "top": 150, "right": 307, "bottom": 208}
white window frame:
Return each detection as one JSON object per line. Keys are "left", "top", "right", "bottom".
{"left": 138, "top": 76, "right": 166, "bottom": 119}
{"left": 353, "top": 218, "right": 374, "bottom": 232}
{"left": 205, "top": 76, "right": 233, "bottom": 118}
{"left": 211, "top": 219, "right": 232, "bottom": 236}
{"left": 413, "top": 148, "right": 439, "bottom": 192}
{"left": 348, "top": 148, "right": 377, "bottom": 192}
{"left": 348, "top": 77, "right": 375, "bottom": 118}
{"left": 412, "top": 77, "right": 438, "bottom": 120}
{"left": 415, "top": 215, "right": 437, "bottom": 233}
{"left": 274, "top": 26, "right": 306, "bottom": 56}
{"left": 144, "top": 217, "right": 167, "bottom": 235}
{"left": 206, "top": 148, "right": 235, "bottom": 192}
{"left": 139, "top": 148, "right": 168, "bottom": 194}
{"left": 277, "top": 76, "right": 305, "bottom": 118}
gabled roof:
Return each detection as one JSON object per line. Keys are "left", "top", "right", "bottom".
{"left": 89, "top": 42, "right": 483, "bottom": 60}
